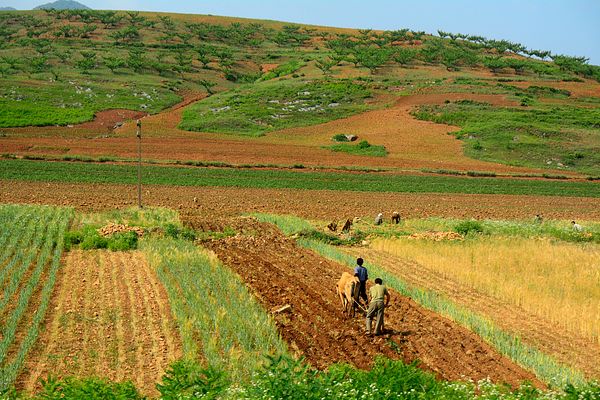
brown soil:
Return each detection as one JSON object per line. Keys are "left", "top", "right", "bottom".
{"left": 18, "top": 250, "right": 182, "bottom": 397}
{"left": 347, "top": 248, "right": 600, "bottom": 380}
{"left": 3, "top": 180, "right": 599, "bottom": 221}
{"left": 195, "top": 216, "right": 543, "bottom": 387}
{"left": 0, "top": 92, "right": 573, "bottom": 176}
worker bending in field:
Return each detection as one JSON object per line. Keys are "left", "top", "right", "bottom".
{"left": 365, "top": 278, "right": 390, "bottom": 336}
{"left": 354, "top": 257, "right": 368, "bottom": 307}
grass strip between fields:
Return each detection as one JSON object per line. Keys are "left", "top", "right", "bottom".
{"left": 1, "top": 159, "right": 599, "bottom": 198}
{"left": 253, "top": 214, "right": 588, "bottom": 388}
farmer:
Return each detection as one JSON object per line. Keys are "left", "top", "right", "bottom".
{"left": 572, "top": 220, "right": 583, "bottom": 232}
{"left": 534, "top": 214, "right": 543, "bottom": 224}
{"left": 365, "top": 278, "right": 390, "bottom": 336}
{"left": 374, "top": 213, "right": 383, "bottom": 225}
{"left": 354, "top": 257, "right": 368, "bottom": 306}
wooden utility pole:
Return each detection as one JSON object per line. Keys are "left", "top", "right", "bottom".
{"left": 136, "top": 119, "right": 143, "bottom": 209}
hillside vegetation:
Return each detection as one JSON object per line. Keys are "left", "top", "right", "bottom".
{"left": 0, "top": 9, "right": 598, "bottom": 172}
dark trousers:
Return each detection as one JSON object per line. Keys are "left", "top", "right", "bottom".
{"left": 366, "top": 300, "right": 385, "bottom": 334}
{"left": 358, "top": 280, "right": 368, "bottom": 304}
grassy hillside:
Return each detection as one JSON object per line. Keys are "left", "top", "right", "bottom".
{"left": 0, "top": 9, "right": 598, "bottom": 174}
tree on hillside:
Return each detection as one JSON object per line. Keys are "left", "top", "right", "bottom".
{"left": 215, "top": 49, "right": 234, "bottom": 70}
{"left": 127, "top": 48, "right": 146, "bottom": 73}
{"left": 29, "top": 55, "right": 49, "bottom": 73}
{"left": 198, "top": 79, "right": 216, "bottom": 95}
{"left": 103, "top": 55, "right": 125, "bottom": 73}
{"left": 504, "top": 58, "right": 528, "bottom": 75}
{"left": 196, "top": 45, "right": 214, "bottom": 69}
{"left": 53, "top": 49, "right": 72, "bottom": 63}
{"left": 1, "top": 56, "right": 20, "bottom": 71}
{"left": 126, "top": 11, "right": 146, "bottom": 26}
{"left": 482, "top": 56, "right": 507, "bottom": 73}
{"left": 354, "top": 46, "right": 391, "bottom": 74}
{"left": 110, "top": 26, "right": 140, "bottom": 43}
{"left": 315, "top": 57, "right": 337, "bottom": 76}
{"left": 551, "top": 54, "right": 589, "bottom": 73}
{"left": 98, "top": 11, "right": 122, "bottom": 28}
{"left": 174, "top": 50, "right": 193, "bottom": 76}
{"left": 393, "top": 47, "right": 417, "bottom": 66}
{"left": 76, "top": 51, "right": 97, "bottom": 74}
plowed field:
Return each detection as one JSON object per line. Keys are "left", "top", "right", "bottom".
{"left": 194, "top": 216, "right": 542, "bottom": 388}
{"left": 18, "top": 250, "right": 182, "bottom": 396}
{"left": 346, "top": 248, "right": 600, "bottom": 380}
{"left": 3, "top": 180, "right": 600, "bottom": 221}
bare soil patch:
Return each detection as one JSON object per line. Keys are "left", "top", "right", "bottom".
{"left": 18, "top": 250, "right": 182, "bottom": 397}
{"left": 3, "top": 180, "right": 599, "bottom": 221}
{"left": 347, "top": 247, "right": 600, "bottom": 380}
{"left": 196, "top": 216, "right": 542, "bottom": 387}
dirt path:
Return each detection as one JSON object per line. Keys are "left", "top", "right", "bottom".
{"left": 3, "top": 180, "right": 600, "bottom": 221}
{"left": 18, "top": 250, "right": 182, "bottom": 397}
{"left": 346, "top": 247, "right": 600, "bottom": 380}
{"left": 195, "top": 216, "right": 543, "bottom": 388}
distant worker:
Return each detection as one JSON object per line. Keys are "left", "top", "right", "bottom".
{"left": 374, "top": 213, "right": 383, "bottom": 225}
{"left": 354, "top": 257, "right": 368, "bottom": 306}
{"left": 366, "top": 277, "right": 390, "bottom": 336}
{"left": 572, "top": 220, "right": 583, "bottom": 232}
{"left": 391, "top": 211, "right": 401, "bottom": 224}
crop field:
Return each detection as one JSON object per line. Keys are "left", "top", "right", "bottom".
{"left": 2, "top": 159, "right": 600, "bottom": 198}
{"left": 18, "top": 249, "right": 182, "bottom": 396}
{"left": 0, "top": 5, "right": 599, "bottom": 399}
{"left": 0, "top": 204, "right": 72, "bottom": 391}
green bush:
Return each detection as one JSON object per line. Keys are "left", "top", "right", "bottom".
{"left": 328, "top": 140, "right": 387, "bottom": 157}
{"left": 107, "top": 231, "right": 138, "bottom": 251}
{"left": 164, "top": 223, "right": 197, "bottom": 241}
{"left": 332, "top": 134, "right": 350, "bottom": 142}
{"left": 34, "top": 376, "right": 143, "bottom": 400}
{"left": 454, "top": 220, "right": 484, "bottom": 235}
{"left": 157, "top": 359, "right": 229, "bottom": 400}
{"left": 65, "top": 225, "right": 139, "bottom": 251}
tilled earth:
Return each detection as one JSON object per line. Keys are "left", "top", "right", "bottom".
{"left": 3, "top": 180, "right": 600, "bottom": 221}
{"left": 194, "top": 216, "right": 543, "bottom": 388}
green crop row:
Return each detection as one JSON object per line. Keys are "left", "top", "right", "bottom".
{"left": 2, "top": 159, "right": 600, "bottom": 197}
{"left": 142, "top": 237, "right": 287, "bottom": 383}
{"left": 0, "top": 205, "right": 73, "bottom": 391}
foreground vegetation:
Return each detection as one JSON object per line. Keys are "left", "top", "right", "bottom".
{"left": 3, "top": 355, "right": 599, "bottom": 399}
{"left": 0, "top": 204, "right": 73, "bottom": 390}
{"left": 2, "top": 159, "right": 600, "bottom": 197}
{"left": 1, "top": 207, "right": 599, "bottom": 398}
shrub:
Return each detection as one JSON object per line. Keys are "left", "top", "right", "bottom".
{"left": 164, "top": 223, "right": 196, "bottom": 241}
{"left": 157, "top": 360, "right": 229, "bottom": 400}
{"left": 107, "top": 231, "right": 138, "bottom": 251}
{"left": 454, "top": 220, "right": 484, "bottom": 235}
{"left": 35, "top": 376, "right": 143, "bottom": 399}
{"left": 332, "top": 134, "right": 349, "bottom": 142}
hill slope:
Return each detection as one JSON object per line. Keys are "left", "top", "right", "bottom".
{"left": 0, "top": 9, "right": 598, "bottom": 175}
{"left": 33, "top": 0, "right": 90, "bottom": 10}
